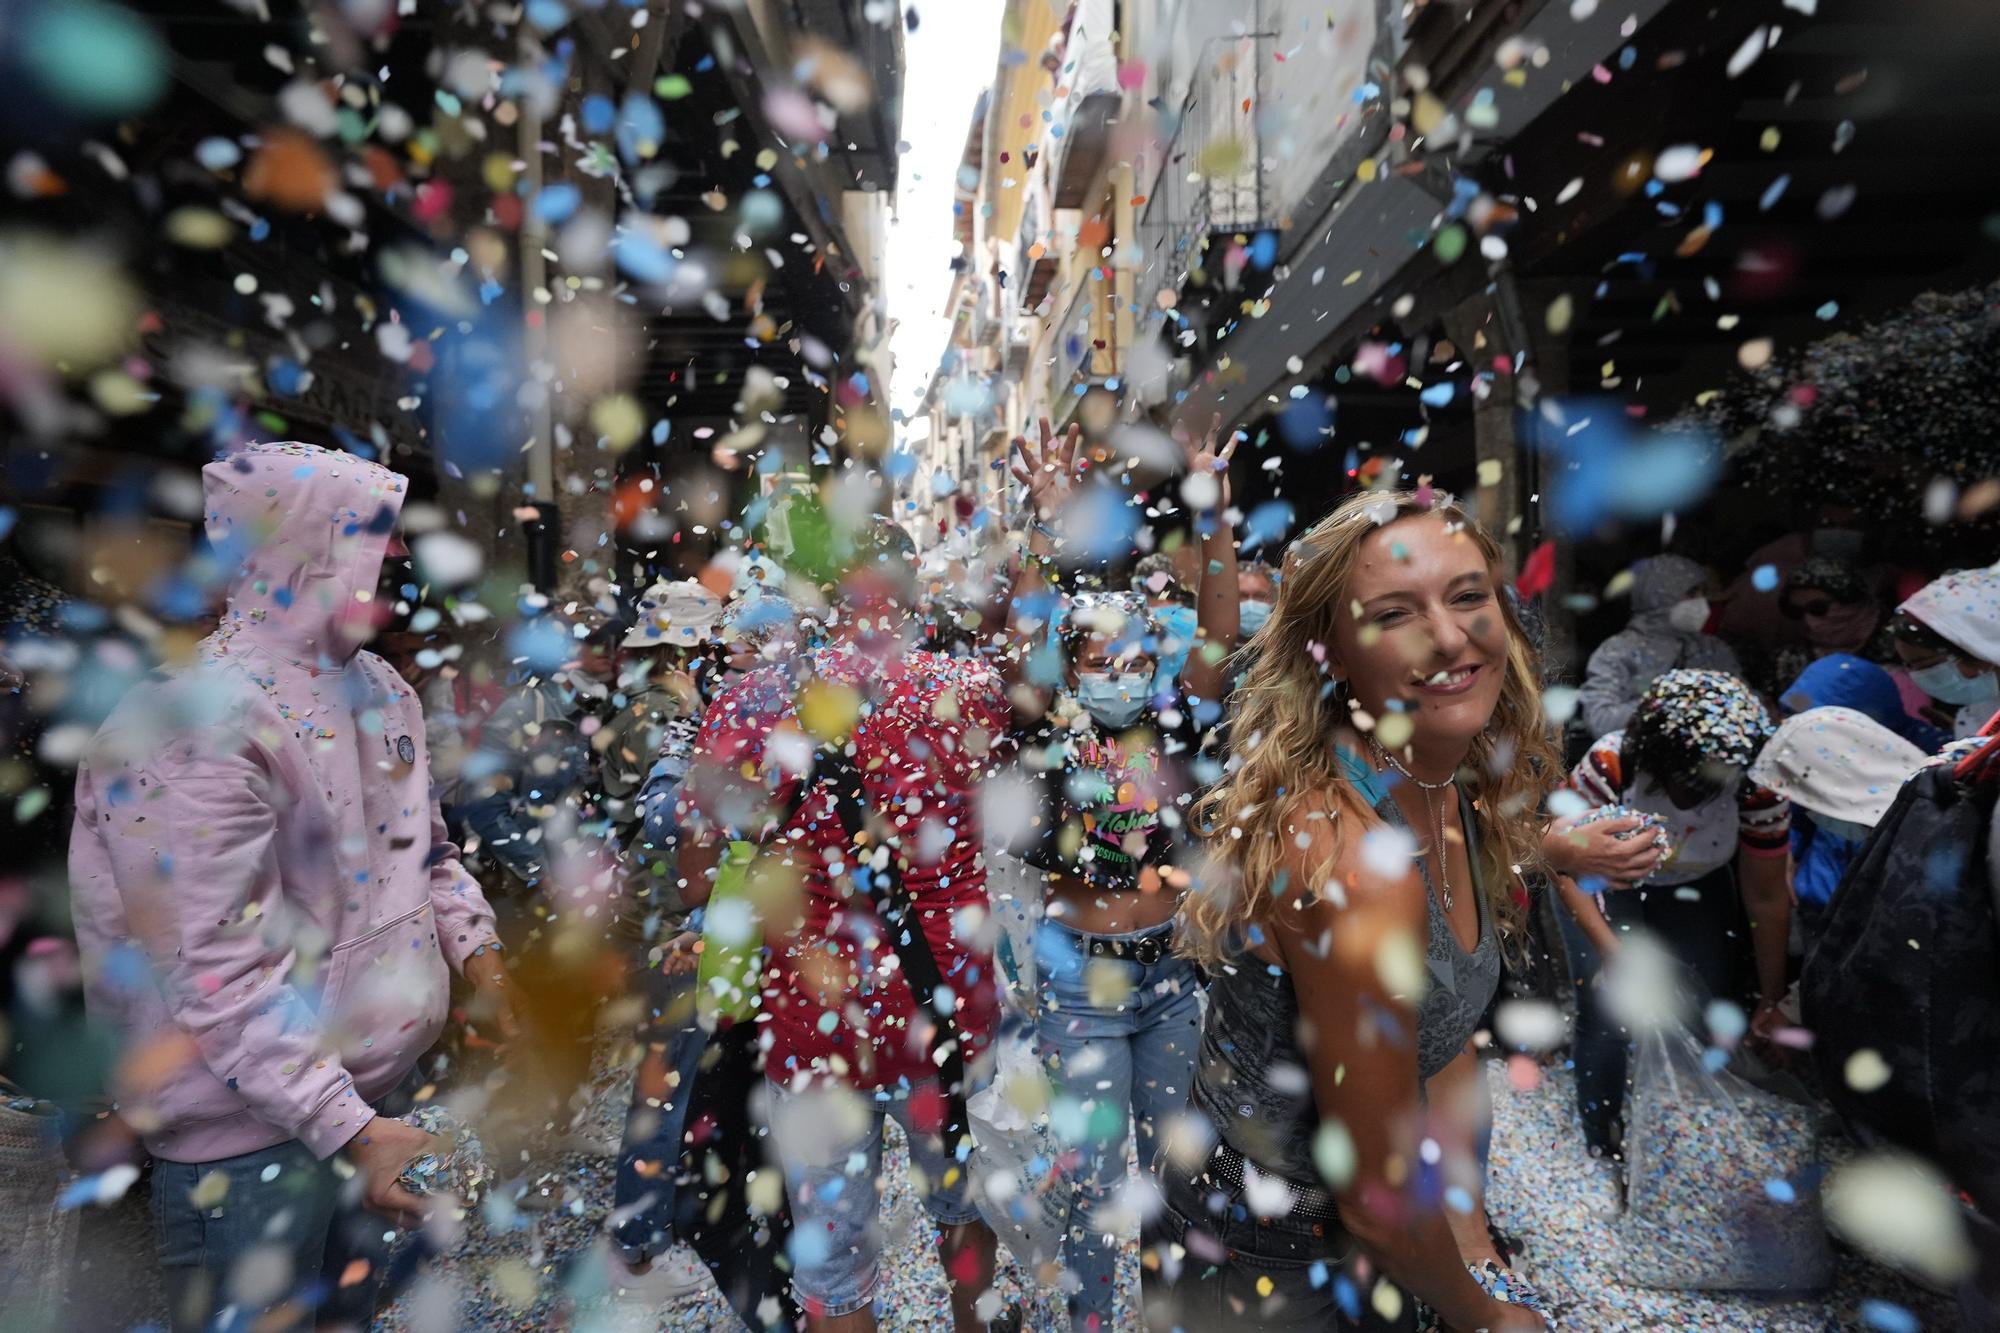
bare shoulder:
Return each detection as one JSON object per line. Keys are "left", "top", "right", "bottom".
{"left": 1268, "top": 792, "right": 1426, "bottom": 977}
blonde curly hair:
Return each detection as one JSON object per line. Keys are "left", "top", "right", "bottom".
{"left": 1178, "top": 489, "right": 1558, "bottom": 968}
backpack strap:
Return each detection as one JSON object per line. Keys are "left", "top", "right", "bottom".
{"left": 815, "top": 743, "right": 973, "bottom": 1151}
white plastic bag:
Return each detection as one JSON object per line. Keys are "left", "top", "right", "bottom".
{"left": 967, "top": 1016, "right": 1068, "bottom": 1282}
{"left": 1617, "top": 1021, "right": 1832, "bottom": 1290}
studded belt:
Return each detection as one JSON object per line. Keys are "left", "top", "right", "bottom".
{"left": 1081, "top": 930, "right": 1172, "bottom": 966}
{"left": 1195, "top": 1139, "right": 1343, "bottom": 1223}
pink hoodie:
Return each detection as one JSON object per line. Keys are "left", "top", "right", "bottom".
{"left": 69, "top": 442, "right": 500, "bottom": 1163}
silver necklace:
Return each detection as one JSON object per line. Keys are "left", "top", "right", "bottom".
{"left": 1369, "top": 737, "right": 1456, "bottom": 911}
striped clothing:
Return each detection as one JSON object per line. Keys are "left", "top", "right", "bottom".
{"left": 1570, "top": 731, "right": 1790, "bottom": 886}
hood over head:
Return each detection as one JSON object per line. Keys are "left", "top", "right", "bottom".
{"left": 1749, "top": 705, "right": 1927, "bottom": 826}
{"left": 1900, "top": 562, "right": 2000, "bottom": 668}
{"left": 203, "top": 441, "right": 408, "bottom": 669}
{"left": 1781, "top": 653, "right": 1948, "bottom": 753}
{"left": 1629, "top": 553, "right": 1708, "bottom": 619}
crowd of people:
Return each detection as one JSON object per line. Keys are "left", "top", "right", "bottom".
{"left": 5, "top": 423, "right": 2000, "bottom": 1333}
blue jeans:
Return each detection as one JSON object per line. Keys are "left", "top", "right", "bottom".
{"left": 610, "top": 963, "right": 708, "bottom": 1264}
{"left": 766, "top": 1078, "right": 982, "bottom": 1318}
{"left": 151, "top": 1139, "right": 388, "bottom": 1333}
{"left": 1035, "top": 921, "right": 1202, "bottom": 1333}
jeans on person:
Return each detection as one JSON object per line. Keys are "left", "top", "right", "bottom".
{"left": 1035, "top": 921, "right": 1202, "bottom": 1333}
{"left": 1558, "top": 864, "right": 1749, "bottom": 1154}
{"left": 1140, "top": 1145, "right": 1409, "bottom": 1332}
{"left": 151, "top": 1139, "right": 389, "bottom": 1333}
{"left": 610, "top": 962, "right": 708, "bottom": 1265}
{"left": 766, "top": 1077, "right": 982, "bottom": 1318}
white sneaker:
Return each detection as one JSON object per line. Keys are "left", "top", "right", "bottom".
{"left": 607, "top": 1243, "right": 711, "bottom": 1303}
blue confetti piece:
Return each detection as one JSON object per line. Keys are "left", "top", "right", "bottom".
{"left": 195, "top": 137, "right": 241, "bottom": 170}
{"left": 1419, "top": 381, "right": 1455, "bottom": 408}
{"left": 1764, "top": 1178, "right": 1797, "bottom": 1204}
{"left": 1308, "top": 1261, "right": 1329, "bottom": 1289}
{"left": 616, "top": 92, "right": 664, "bottom": 167}
{"left": 612, "top": 229, "right": 676, "bottom": 284}
{"left": 1861, "top": 1301, "right": 1919, "bottom": 1333}
{"left": 740, "top": 188, "right": 784, "bottom": 233}
{"left": 525, "top": 0, "right": 568, "bottom": 29}
{"left": 1280, "top": 394, "right": 1333, "bottom": 449}
{"left": 534, "top": 183, "right": 581, "bottom": 224}
{"left": 508, "top": 616, "right": 572, "bottom": 673}
{"left": 1066, "top": 485, "right": 1142, "bottom": 561}
{"left": 580, "top": 94, "right": 615, "bottom": 135}
{"left": 1240, "top": 500, "right": 1296, "bottom": 552}
{"left": 1761, "top": 173, "right": 1791, "bottom": 211}
{"left": 1752, "top": 563, "right": 1779, "bottom": 591}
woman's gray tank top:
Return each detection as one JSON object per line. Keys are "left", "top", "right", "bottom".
{"left": 1188, "top": 748, "right": 1501, "bottom": 1182}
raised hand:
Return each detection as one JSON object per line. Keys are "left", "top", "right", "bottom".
{"left": 1009, "top": 417, "right": 1084, "bottom": 525}
{"left": 1178, "top": 410, "right": 1240, "bottom": 512}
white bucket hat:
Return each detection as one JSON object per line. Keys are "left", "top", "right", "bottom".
{"left": 622, "top": 579, "right": 724, "bottom": 648}
{"left": 1748, "top": 705, "right": 1927, "bottom": 825}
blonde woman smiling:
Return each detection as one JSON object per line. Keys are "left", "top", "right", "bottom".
{"left": 1143, "top": 490, "right": 1555, "bottom": 1332}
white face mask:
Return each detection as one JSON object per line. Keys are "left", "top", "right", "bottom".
{"left": 1666, "top": 596, "right": 1711, "bottom": 633}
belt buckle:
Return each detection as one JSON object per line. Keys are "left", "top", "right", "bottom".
{"left": 1120, "top": 928, "right": 1168, "bottom": 960}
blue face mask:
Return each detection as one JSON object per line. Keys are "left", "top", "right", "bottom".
{"left": 1807, "top": 810, "right": 1874, "bottom": 845}
{"left": 1074, "top": 670, "right": 1152, "bottom": 729}
{"left": 1239, "top": 600, "right": 1273, "bottom": 637}
{"left": 1910, "top": 658, "right": 2000, "bottom": 708}
{"left": 1153, "top": 604, "right": 1199, "bottom": 683}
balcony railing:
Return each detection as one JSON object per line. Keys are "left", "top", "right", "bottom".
{"left": 1135, "top": 32, "right": 1279, "bottom": 319}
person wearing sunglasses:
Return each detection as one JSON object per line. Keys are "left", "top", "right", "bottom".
{"left": 1756, "top": 556, "right": 1906, "bottom": 702}
{"left": 1893, "top": 563, "right": 2000, "bottom": 739}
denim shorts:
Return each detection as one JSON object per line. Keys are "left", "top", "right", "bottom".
{"left": 766, "top": 1078, "right": 982, "bottom": 1317}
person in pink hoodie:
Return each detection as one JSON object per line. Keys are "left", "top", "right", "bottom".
{"left": 68, "top": 441, "right": 514, "bottom": 1332}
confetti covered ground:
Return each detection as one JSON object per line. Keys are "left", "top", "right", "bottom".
{"left": 1483, "top": 1064, "right": 1957, "bottom": 1332}
{"left": 356, "top": 1040, "right": 1962, "bottom": 1333}
{"left": 371, "top": 1031, "right": 1144, "bottom": 1333}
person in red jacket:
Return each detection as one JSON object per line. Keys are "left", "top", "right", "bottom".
{"left": 677, "top": 518, "right": 1010, "bottom": 1333}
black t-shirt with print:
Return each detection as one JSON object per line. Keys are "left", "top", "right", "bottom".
{"left": 1015, "top": 701, "right": 1220, "bottom": 892}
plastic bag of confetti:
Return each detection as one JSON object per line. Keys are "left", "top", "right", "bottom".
{"left": 966, "top": 1016, "right": 1068, "bottom": 1283}
{"left": 1617, "top": 1021, "right": 1831, "bottom": 1290}
{"left": 394, "top": 1104, "right": 492, "bottom": 1205}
